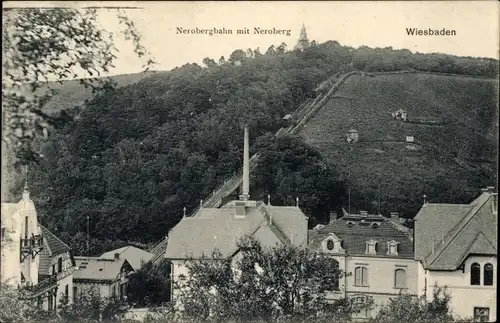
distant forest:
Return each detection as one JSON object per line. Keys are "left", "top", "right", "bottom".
{"left": 4, "top": 40, "right": 498, "bottom": 255}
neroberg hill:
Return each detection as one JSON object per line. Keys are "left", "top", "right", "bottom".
{"left": 6, "top": 41, "right": 498, "bottom": 255}
{"left": 299, "top": 72, "right": 498, "bottom": 216}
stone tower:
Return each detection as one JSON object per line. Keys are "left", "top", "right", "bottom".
{"left": 295, "top": 24, "right": 310, "bottom": 51}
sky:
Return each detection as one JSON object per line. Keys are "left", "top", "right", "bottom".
{"left": 4, "top": 1, "right": 500, "bottom": 78}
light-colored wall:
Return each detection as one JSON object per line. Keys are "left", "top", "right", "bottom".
{"left": 422, "top": 255, "right": 497, "bottom": 322}
{"left": 19, "top": 200, "right": 41, "bottom": 284}
{"left": 1, "top": 220, "right": 21, "bottom": 286}
{"left": 75, "top": 281, "right": 113, "bottom": 298}
{"left": 344, "top": 256, "right": 418, "bottom": 318}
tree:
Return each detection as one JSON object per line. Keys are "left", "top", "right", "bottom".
{"left": 127, "top": 259, "right": 171, "bottom": 306}
{"left": 276, "top": 42, "right": 287, "bottom": 54}
{"left": 252, "top": 135, "right": 346, "bottom": 226}
{"left": 228, "top": 49, "right": 247, "bottom": 64}
{"left": 202, "top": 57, "right": 217, "bottom": 68}
{"left": 2, "top": 8, "right": 156, "bottom": 164}
{"left": 175, "top": 236, "right": 348, "bottom": 322}
{"left": 374, "top": 285, "right": 460, "bottom": 323}
{"left": 218, "top": 56, "right": 226, "bottom": 65}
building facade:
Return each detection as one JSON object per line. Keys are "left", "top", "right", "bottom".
{"left": 1, "top": 185, "right": 76, "bottom": 313}
{"left": 414, "top": 188, "right": 497, "bottom": 322}
{"left": 73, "top": 256, "right": 133, "bottom": 301}
{"left": 309, "top": 210, "right": 417, "bottom": 320}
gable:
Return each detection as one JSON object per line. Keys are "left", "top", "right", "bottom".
{"left": 425, "top": 193, "right": 497, "bottom": 270}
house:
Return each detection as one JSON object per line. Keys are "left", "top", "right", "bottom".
{"left": 1, "top": 185, "right": 76, "bottom": 313}
{"left": 165, "top": 126, "right": 309, "bottom": 303}
{"left": 308, "top": 210, "right": 417, "bottom": 320}
{"left": 73, "top": 256, "right": 134, "bottom": 301}
{"left": 101, "top": 246, "right": 153, "bottom": 271}
{"left": 414, "top": 187, "right": 497, "bottom": 322}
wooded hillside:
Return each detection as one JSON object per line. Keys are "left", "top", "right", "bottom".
{"left": 4, "top": 41, "right": 497, "bottom": 254}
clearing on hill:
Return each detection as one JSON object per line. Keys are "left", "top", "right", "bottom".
{"left": 299, "top": 73, "right": 498, "bottom": 215}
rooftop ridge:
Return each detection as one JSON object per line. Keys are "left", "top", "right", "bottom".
{"left": 424, "top": 193, "right": 492, "bottom": 266}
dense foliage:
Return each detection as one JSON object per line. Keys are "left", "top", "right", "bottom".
{"left": 2, "top": 8, "right": 155, "bottom": 163}
{"left": 127, "top": 259, "right": 171, "bottom": 307}
{"left": 5, "top": 37, "right": 498, "bottom": 253}
{"left": 174, "top": 236, "right": 346, "bottom": 322}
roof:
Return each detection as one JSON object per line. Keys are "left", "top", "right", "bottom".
{"left": 73, "top": 257, "right": 132, "bottom": 281}
{"left": 415, "top": 192, "right": 497, "bottom": 270}
{"left": 40, "top": 224, "right": 71, "bottom": 256}
{"left": 101, "top": 246, "right": 152, "bottom": 270}
{"left": 308, "top": 214, "right": 414, "bottom": 259}
{"left": 165, "top": 200, "right": 308, "bottom": 259}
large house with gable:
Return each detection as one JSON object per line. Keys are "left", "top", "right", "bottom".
{"left": 165, "top": 127, "right": 309, "bottom": 302}
{"left": 308, "top": 209, "right": 417, "bottom": 320}
{"left": 1, "top": 184, "right": 76, "bottom": 313}
{"left": 414, "top": 187, "right": 497, "bottom": 322}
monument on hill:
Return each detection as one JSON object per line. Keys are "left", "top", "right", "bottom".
{"left": 294, "top": 24, "right": 310, "bottom": 51}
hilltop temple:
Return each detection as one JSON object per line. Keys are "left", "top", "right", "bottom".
{"left": 294, "top": 24, "right": 310, "bottom": 51}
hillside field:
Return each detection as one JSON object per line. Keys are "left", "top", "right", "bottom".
{"left": 299, "top": 73, "right": 498, "bottom": 217}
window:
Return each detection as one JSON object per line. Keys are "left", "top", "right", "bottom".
{"left": 326, "top": 240, "right": 334, "bottom": 251}
{"left": 474, "top": 307, "right": 490, "bottom": 322}
{"left": 73, "top": 286, "right": 77, "bottom": 301}
{"left": 65, "top": 284, "right": 69, "bottom": 298}
{"left": 112, "top": 285, "right": 117, "bottom": 298}
{"left": 394, "top": 268, "right": 407, "bottom": 288}
{"left": 354, "top": 266, "right": 369, "bottom": 286}
{"left": 387, "top": 240, "right": 399, "bottom": 255}
{"left": 366, "top": 239, "right": 377, "bottom": 255}
{"left": 24, "top": 216, "right": 29, "bottom": 238}
{"left": 471, "top": 263, "right": 481, "bottom": 285}
{"left": 57, "top": 258, "right": 63, "bottom": 273}
{"left": 51, "top": 264, "right": 56, "bottom": 276}
{"left": 484, "top": 263, "right": 493, "bottom": 286}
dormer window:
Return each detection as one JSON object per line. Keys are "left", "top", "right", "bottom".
{"left": 387, "top": 240, "right": 399, "bottom": 255}
{"left": 326, "top": 240, "right": 334, "bottom": 251}
{"left": 323, "top": 234, "right": 344, "bottom": 253}
{"left": 366, "top": 239, "right": 377, "bottom": 255}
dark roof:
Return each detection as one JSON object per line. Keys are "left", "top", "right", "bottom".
{"left": 40, "top": 224, "right": 71, "bottom": 256}
{"left": 165, "top": 200, "right": 308, "bottom": 259}
{"left": 308, "top": 214, "right": 414, "bottom": 259}
{"left": 415, "top": 192, "right": 497, "bottom": 270}
{"left": 149, "top": 237, "right": 168, "bottom": 264}
{"left": 74, "top": 257, "right": 132, "bottom": 281}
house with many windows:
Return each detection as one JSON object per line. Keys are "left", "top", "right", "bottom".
{"left": 414, "top": 187, "right": 497, "bottom": 322}
{"left": 308, "top": 210, "right": 417, "bottom": 320}
{"left": 1, "top": 185, "right": 76, "bottom": 313}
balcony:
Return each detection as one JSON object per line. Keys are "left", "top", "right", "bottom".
{"left": 20, "top": 234, "right": 43, "bottom": 261}
{"left": 19, "top": 275, "right": 57, "bottom": 298}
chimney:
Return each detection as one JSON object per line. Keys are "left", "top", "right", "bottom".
{"left": 329, "top": 211, "right": 337, "bottom": 223}
{"left": 114, "top": 253, "right": 120, "bottom": 260}
{"left": 486, "top": 186, "right": 495, "bottom": 193}
{"left": 481, "top": 188, "right": 489, "bottom": 193}
{"left": 390, "top": 212, "right": 399, "bottom": 222}
{"left": 240, "top": 126, "right": 250, "bottom": 201}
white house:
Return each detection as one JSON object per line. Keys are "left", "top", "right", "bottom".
{"left": 414, "top": 187, "right": 497, "bottom": 322}
{"left": 1, "top": 185, "right": 76, "bottom": 313}
{"left": 165, "top": 127, "right": 309, "bottom": 304}
{"left": 309, "top": 210, "right": 417, "bottom": 320}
